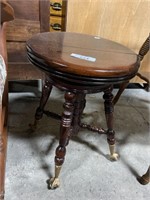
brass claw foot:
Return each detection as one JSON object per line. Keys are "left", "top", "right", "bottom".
{"left": 48, "top": 177, "right": 60, "bottom": 189}
{"left": 109, "top": 152, "right": 119, "bottom": 161}
{"left": 48, "top": 165, "right": 62, "bottom": 189}
{"left": 108, "top": 144, "right": 119, "bottom": 161}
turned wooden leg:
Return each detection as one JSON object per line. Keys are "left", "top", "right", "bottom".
{"left": 113, "top": 81, "right": 129, "bottom": 105}
{"left": 137, "top": 166, "right": 150, "bottom": 185}
{"left": 71, "top": 93, "right": 86, "bottom": 135}
{"left": 30, "top": 78, "right": 53, "bottom": 131}
{"left": 48, "top": 91, "right": 76, "bottom": 189}
{"left": 103, "top": 85, "right": 119, "bottom": 161}
{"left": 0, "top": 127, "right": 7, "bottom": 200}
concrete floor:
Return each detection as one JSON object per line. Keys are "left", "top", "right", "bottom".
{"left": 5, "top": 85, "right": 150, "bottom": 200}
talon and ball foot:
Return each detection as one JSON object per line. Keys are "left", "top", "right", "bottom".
{"left": 109, "top": 152, "right": 119, "bottom": 161}
{"left": 48, "top": 177, "right": 60, "bottom": 189}
{"left": 109, "top": 144, "right": 119, "bottom": 161}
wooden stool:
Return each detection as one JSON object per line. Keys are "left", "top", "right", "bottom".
{"left": 26, "top": 32, "right": 139, "bottom": 189}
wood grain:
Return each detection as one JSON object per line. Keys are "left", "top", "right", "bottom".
{"left": 27, "top": 32, "right": 138, "bottom": 80}
{"left": 6, "top": 0, "right": 50, "bottom": 81}
{"left": 67, "top": 0, "right": 150, "bottom": 82}
{"left": 6, "top": 19, "right": 40, "bottom": 41}
{"left": 7, "top": 0, "right": 39, "bottom": 20}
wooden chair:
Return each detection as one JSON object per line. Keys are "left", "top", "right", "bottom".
{"left": 6, "top": 0, "right": 50, "bottom": 81}
{"left": 0, "top": 1, "right": 14, "bottom": 199}
{"left": 113, "top": 35, "right": 150, "bottom": 105}
{"left": 112, "top": 35, "right": 150, "bottom": 186}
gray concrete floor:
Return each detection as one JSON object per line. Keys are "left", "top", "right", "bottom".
{"left": 5, "top": 86, "right": 150, "bottom": 200}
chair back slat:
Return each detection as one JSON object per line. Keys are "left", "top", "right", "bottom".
{"left": 138, "top": 35, "right": 150, "bottom": 61}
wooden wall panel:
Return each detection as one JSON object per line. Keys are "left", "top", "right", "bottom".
{"left": 7, "top": 0, "right": 40, "bottom": 20}
{"left": 67, "top": 0, "right": 150, "bottom": 82}
{"left": 7, "top": 19, "right": 40, "bottom": 41}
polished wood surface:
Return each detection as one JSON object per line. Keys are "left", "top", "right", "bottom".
{"left": 67, "top": 0, "right": 150, "bottom": 83}
{"left": 27, "top": 32, "right": 139, "bottom": 82}
{"left": 113, "top": 36, "right": 150, "bottom": 105}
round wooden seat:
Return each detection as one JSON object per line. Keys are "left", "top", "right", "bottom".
{"left": 27, "top": 32, "right": 139, "bottom": 86}
{"left": 26, "top": 32, "right": 140, "bottom": 190}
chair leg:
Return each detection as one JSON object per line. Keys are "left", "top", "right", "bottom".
{"left": 48, "top": 91, "right": 76, "bottom": 189}
{"left": 137, "top": 166, "right": 150, "bottom": 185}
{"left": 0, "top": 127, "right": 7, "bottom": 200}
{"left": 30, "top": 78, "right": 53, "bottom": 131}
{"left": 103, "top": 86, "right": 119, "bottom": 161}
{"left": 113, "top": 81, "right": 129, "bottom": 105}
{"left": 137, "top": 73, "right": 150, "bottom": 91}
